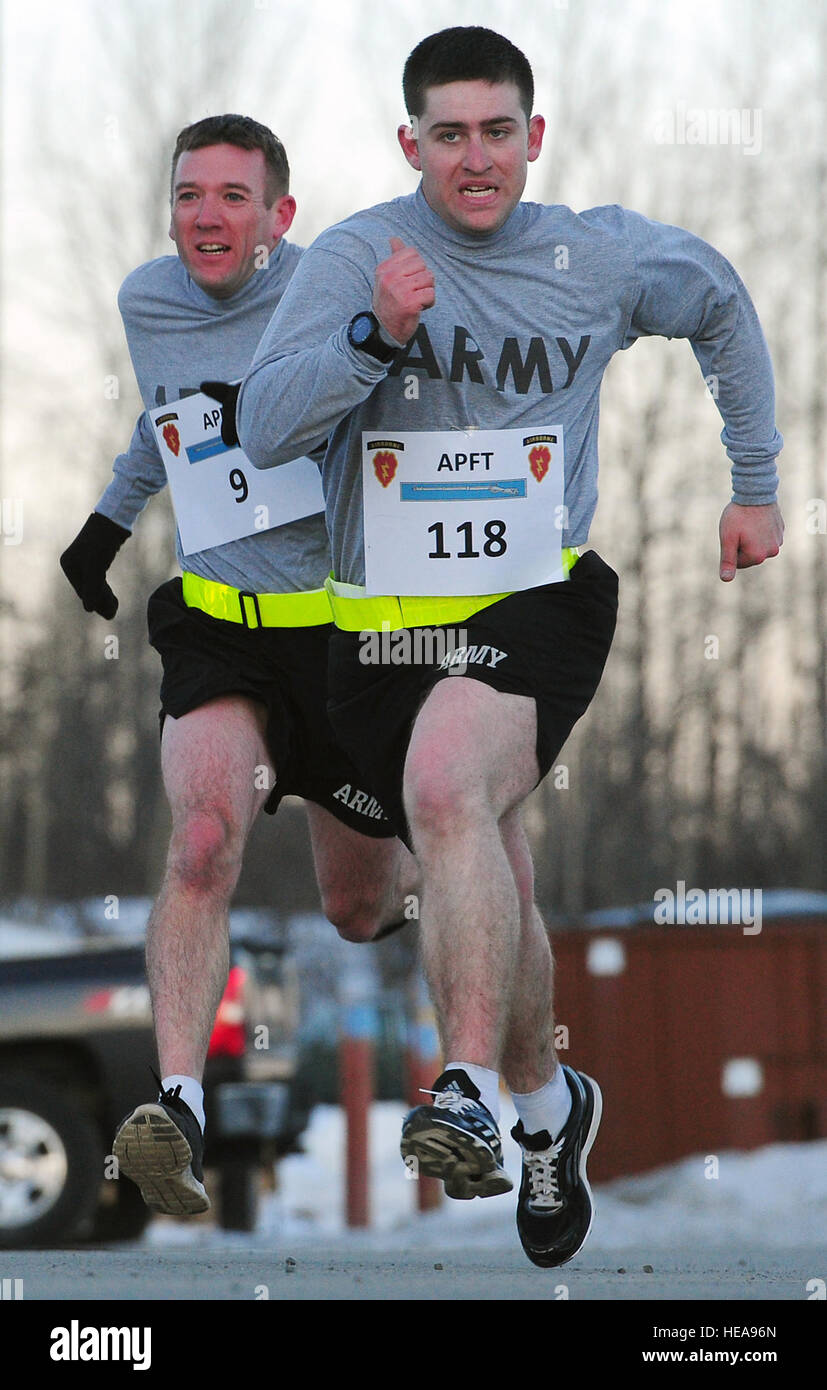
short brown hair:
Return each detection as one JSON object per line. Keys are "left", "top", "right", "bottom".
{"left": 403, "top": 27, "right": 534, "bottom": 121}
{"left": 170, "top": 114, "right": 290, "bottom": 206}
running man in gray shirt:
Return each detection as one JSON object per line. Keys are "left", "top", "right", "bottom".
{"left": 60, "top": 115, "right": 417, "bottom": 1221}
{"left": 236, "top": 30, "right": 784, "bottom": 1266}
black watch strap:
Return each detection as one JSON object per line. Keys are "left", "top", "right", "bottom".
{"left": 347, "top": 312, "right": 399, "bottom": 364}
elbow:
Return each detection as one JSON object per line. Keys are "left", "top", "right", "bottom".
{"left": 239, "top": 432, "right": 272, "bottom": 472}
{"left": 236, "top": 377, "right": 277, "bottom": 470}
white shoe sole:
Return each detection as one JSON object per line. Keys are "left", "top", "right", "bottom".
{"left": 113, "top": 1103, "right": 210, "bottom": 1216}
{"left": 401, "top": 1111, "right": 513, "bottom": 1200}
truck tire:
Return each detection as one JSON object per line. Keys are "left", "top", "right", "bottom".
{"left": 218, "top": 1159, "right": 258, "bottom": 1232}
{"left": 0, "top": 1078, "right": 103, "bottom": 1248}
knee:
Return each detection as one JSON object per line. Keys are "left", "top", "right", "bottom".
{"left": 322, "top": 887, "right": 385, "bottom": 944}
{"left": 168, "top": 808, "right": 242, "bottom": 898}
{"left": 403, "top": 758, "right": 482, "bottom": 845}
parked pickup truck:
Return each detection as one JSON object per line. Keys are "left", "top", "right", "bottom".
{"left": 0, "top": 916, "right": 311, "bottom": 1247}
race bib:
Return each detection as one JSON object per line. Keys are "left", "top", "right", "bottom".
{"left": 150, "top": 390, "right": 324, "bottom": 556}
{"left": 362, "top": 428, "right": 566, "bottom": 596}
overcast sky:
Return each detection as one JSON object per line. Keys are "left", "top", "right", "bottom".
{"left": 3, "top": 0, "right": 801, "bottom": 241}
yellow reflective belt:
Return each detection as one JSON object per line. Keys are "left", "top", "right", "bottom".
{"left": 182, "top": 572, "right": 332, "bottom": 628}
{"left": 326, "top": 548, "right": 580, "bottom": 632}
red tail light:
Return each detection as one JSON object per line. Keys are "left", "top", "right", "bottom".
{"left": 208, "top": 965, "right": 247, "bottom": 1058}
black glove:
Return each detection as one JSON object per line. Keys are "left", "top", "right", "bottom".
{"left": 60, "top": 512, "right": 131, "bottom": 618}
{"left": 201, "top": 380, "right": 240, "bottom": 448}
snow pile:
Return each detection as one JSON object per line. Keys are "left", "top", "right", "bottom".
{"left": 256, "top": 1100, "right": 827, "bottom": 1251}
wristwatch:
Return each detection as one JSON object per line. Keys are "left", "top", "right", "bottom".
{"left": 347, "top": 311, "right": 400, "bottom": 363}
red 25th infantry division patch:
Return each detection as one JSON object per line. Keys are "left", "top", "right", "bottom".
{"left": 157, "top": 412, "right": 181, "bottom": 457}
{"left": 367, "top": 439, "right": 406, "bottom": 488}
{"left": 524, "top": 433, "right": 558, "bottom": 484}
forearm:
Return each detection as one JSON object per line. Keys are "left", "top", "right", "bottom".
{"left": 689, "top": 298, "right": 782, "bottom": 504}
{"left": 97, "top": 413, "right": 169, "bottom": 529}
{"left": 238, "top": 329, "right": 387, "bottom": 470}
{"left": 625, "top": 211, "right": 783, "bottom": 501}
{"left": 237, "top": 242, "right": 395, "bottom": 470}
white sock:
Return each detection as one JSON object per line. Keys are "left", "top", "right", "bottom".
{"left": 444, "top": 1061, "right": 500, "bottom": 1123}
{"left": 161, "top": 1075, "right": 205, "bottom": 1133}
{"left": 511, "top": 1065, "right": 571, "bottom": 1140}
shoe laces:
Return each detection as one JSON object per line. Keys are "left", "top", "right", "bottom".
{"left": 420, "top": 1087, "right": 477, "bottom": 1115}
{"left": 523, "top": 1136, "right": 565, "bottom": 1210}
{"left": 150, "top": 1067, "right": 182, "bottom": 1106}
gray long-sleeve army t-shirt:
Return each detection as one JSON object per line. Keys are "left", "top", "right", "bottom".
{"left": 96, "top": 240, "right": 331, "bottom": 594}
{"left": 237, "top": 187, "right": 782, "bottom": 590}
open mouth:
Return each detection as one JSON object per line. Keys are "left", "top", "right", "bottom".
{"left": 196, "top": 243, "right": 231, "bottom": 256}
{"left": 459, "top": 185, "right": 498, "bottom": 200}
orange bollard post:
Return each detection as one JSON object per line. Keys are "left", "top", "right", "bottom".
{"left": 338, "top": 978, "right": 377, "bottom": 1228}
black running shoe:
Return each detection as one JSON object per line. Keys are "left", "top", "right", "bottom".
{"left": 400, "top": 1068, "right": 513, "bottom": 1200}
{"left": 112, "top": 1080, "right": 209, "bottom": 1216}
{"left": 511, "top": 1066, "right": 602, "bottom": 1267}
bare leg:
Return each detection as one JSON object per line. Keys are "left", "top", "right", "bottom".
{"left": 146, "top": 695, "right": 272, "bottom": 1081}
{"left": 403, "top": 678, "right": 541, "bottom": 1072}
{"left": 498, "top": 808, "right": 559, "bottom": 1094}
{"left": 304, "top": 802, "right": 419, "bottom": 943}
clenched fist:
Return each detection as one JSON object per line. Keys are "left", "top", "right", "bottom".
{"left": 372, "top": 237, "right": 435, "bottom": 346}
{"left": 718, "top": 501, "right": 784, "bottom": 581}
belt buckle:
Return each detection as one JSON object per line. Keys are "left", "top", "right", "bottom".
{"left": 238, "top": 591, "right": 263, "bottom": 629}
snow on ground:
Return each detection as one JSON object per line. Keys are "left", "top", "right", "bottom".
{"left": 146, "top": 1098, "right": 827, "bottom": 1252}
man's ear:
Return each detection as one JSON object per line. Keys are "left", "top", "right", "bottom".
{"left": 527, "top": 113, "right": 546, "bottom": 163}
{"left": 398, "top": 121, "right": 422, "bottom": 172}
{"left": 272, "top": 193, "right": 297, "bottom": 241}
{"left": 260, "top": 194, "right": 297, "bottom": 257}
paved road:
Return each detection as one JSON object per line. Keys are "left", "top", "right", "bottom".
{"left": 6, "top": 1240, "right": 821, "bottom": 1299}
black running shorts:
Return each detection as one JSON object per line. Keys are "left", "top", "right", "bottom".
{"left": 146, "top": 577, "right": 395, "bottom": 837}
{"left": 326, "top": 549, "right": 619, "bottom": 846}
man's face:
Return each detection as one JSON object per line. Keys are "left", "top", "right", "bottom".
{"left": 169, "top": 143, "right": 295, "bottom": 298}
{"left": 398, "top": 80, "right": 544, "bottom": 236}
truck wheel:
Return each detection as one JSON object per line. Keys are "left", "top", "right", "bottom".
{"left": 0, "top": 1079, "right": 103, "bottom": 1248}
{"left": 218, "top": 1159, "right": 258, "bottom": 1232}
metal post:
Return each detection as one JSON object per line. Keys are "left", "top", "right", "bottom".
{"left": 338, "top": 960, "right": 378, "bottom": 1228}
